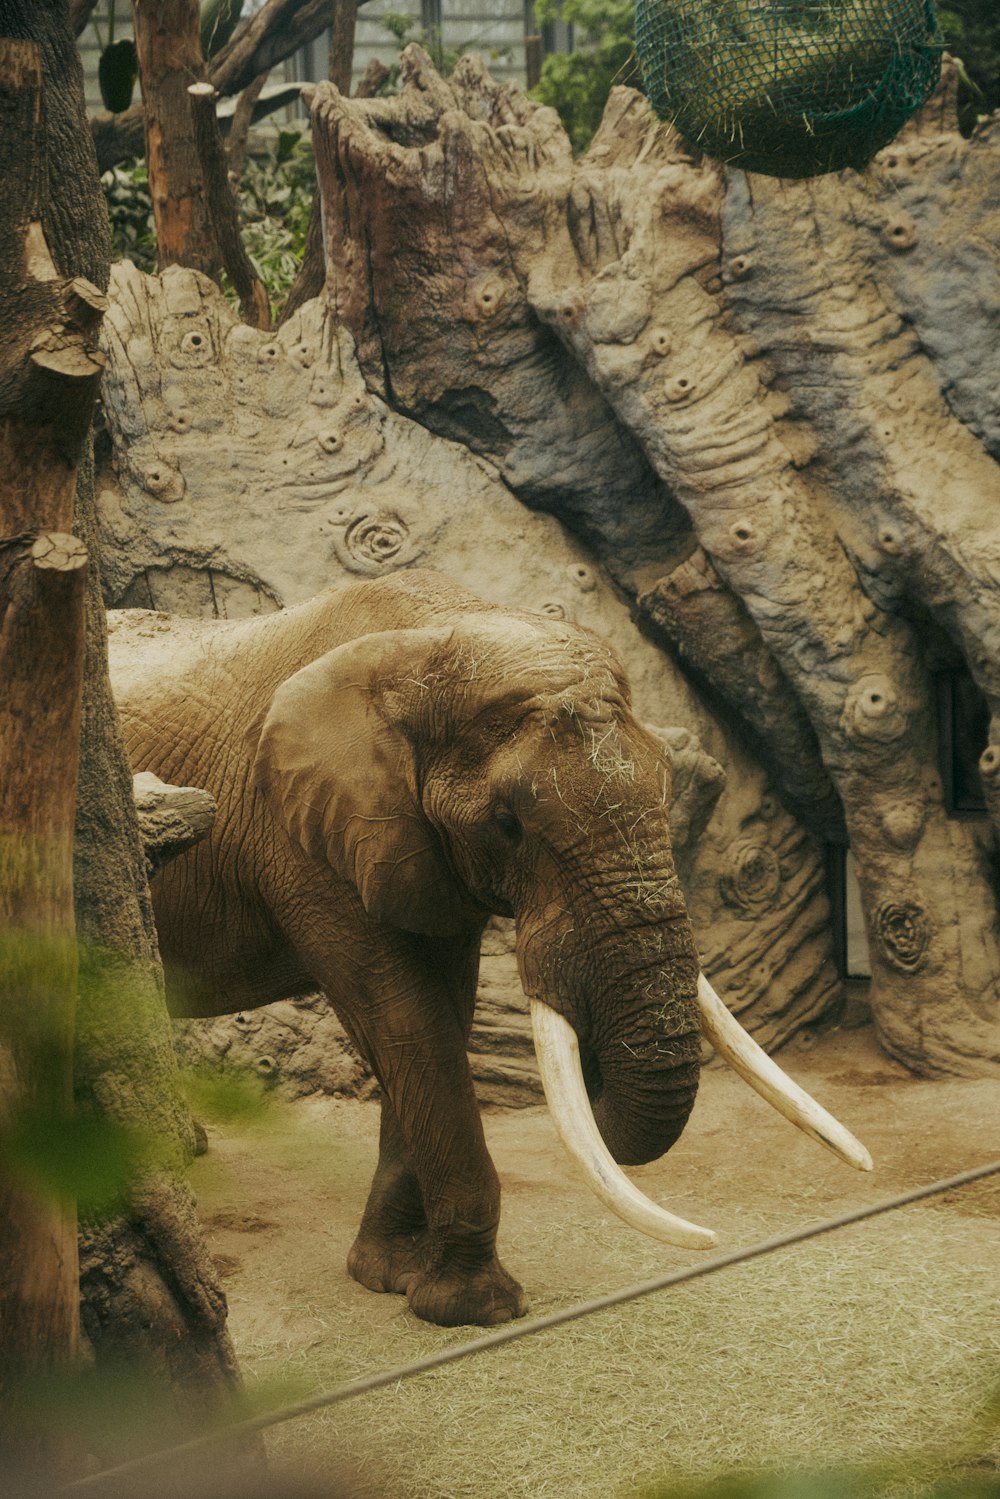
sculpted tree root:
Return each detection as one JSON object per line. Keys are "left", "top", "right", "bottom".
{"left": 307, "top": 50, "right": 1000, "bottom": 1076}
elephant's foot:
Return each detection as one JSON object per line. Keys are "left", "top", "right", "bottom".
{"left": 404, "top": 1255, "right": 527, "bottom": 1327}
{"left": 347, "top": 1225, "right": 427, "bottom": 1295}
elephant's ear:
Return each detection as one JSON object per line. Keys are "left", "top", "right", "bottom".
{"left": 249, "top": 628, "right": 469, "bottom": 937}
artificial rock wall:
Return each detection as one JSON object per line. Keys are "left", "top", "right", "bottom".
{"left": 96, "top": 56, "right": 1000, "bottom": 1088}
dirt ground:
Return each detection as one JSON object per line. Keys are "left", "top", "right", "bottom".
{"left": 188, "top": 1022, "right": 1000, "bottom": 1499}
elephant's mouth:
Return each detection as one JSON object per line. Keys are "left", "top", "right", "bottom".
{"left": 529, "top": 977, "right": 874, "bottom": 1252}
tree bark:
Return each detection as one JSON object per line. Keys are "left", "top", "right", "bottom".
{"left": 2, "top": 0, "right": 243, "bottom": 1464}
{"left": 0, "top": 534, "right": 87, "bottom": 1480}
{"left": 0, "top": 36, "right": 102, "bottom": 1472}
{"left": 224, "top": 69, "right": 268, "bottom": 179}
{"left": 131, "top": 0, "right": 218, "bottom": 277}
{"left": 93, "top": 0, "right": 366, "bottom": 175}
{"left": 308, "top": 48, "right": 1000, "bottom": 1076}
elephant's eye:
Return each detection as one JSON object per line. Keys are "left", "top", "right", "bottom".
{"left": 494, "top": 808, "right": 522, "bottom": 843}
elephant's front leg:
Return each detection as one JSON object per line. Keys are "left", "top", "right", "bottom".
{"left": 339, "top": 930, "right": 527, "bottom": 1327}
{"left": 347, "top": 1100, "right": 428, "bottom": 1293}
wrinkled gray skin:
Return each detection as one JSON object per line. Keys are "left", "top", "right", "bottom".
{"left": 111, "top": 571, "right": 701, "bottom": 1327}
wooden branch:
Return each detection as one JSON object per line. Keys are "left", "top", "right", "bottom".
{"left": 224, "top": 70, "right": 268, "bottom": 178}
{"left": 328, "top": 0, "right": 359, "bottom": 93}
{"left": 211, "top": 0, "right": 336, "bottom": 99}
{"left": 133, "top": 771, "right": 217, "bottom": 877}
{"left": 93, "top": 0, "right": 377, "bottom": 175}
{"left": 70, "top": 0, "right": 100, "bottom": 35}
{"left": 187, "top": 82, "right": 271, "bottom": 328}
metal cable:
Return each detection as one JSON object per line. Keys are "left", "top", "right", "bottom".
{"left": 62, "top": 1156, "right": 1000, "bottom": 1493}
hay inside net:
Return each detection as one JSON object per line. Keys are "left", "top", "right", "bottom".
{"left": 635, "top": 0, "right": 944, "bottom": 178}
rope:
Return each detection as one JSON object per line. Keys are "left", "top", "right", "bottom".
{"left": 62, "top": 1157, "right": 1000, "bottom": 1493}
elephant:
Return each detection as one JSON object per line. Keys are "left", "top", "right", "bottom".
{"left": 110, "top": 569, "right": 871, "bottom": 1327}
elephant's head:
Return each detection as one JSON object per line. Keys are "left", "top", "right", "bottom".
{"left": 253, "top": 607, "right": 871, "bottom": 1248}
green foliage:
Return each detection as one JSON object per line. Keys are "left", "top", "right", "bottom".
{"left": 235, "top": 128, "right": 317, "bottom": 319}
{"left": 181, "top": 1064, "right": 277, "bottom": 1129}
{"left": 377, "top": 11, "right": 464, "bottom": 83}
{"left": 0, "top": 1106, "right": 151, "bottom": 1217}
{"left": 103, "top": 157, "right": 157, "bottom": 271}
{"left": 101, "top": 128, "right": 317, "bottom": 320}
{"left": 530, "top": 0, "right": 639, "bottom": 153}
{"left": 938, "top": 0, "right": 1000, "bottom": 129}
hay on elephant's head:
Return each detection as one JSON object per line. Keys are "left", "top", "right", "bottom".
{"left": 635, "top": 0, "right": 944, "bottom": 177}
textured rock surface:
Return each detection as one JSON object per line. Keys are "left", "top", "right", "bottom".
{"left": 301, "top": 51, "right": 1000, "bottom": 1077}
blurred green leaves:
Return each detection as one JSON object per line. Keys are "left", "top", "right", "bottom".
{"left": 234, "top": 127, "right": 317, "bottom": 321}
{"left": 0, "top": 1106, "right": 150, "bottom": 1218}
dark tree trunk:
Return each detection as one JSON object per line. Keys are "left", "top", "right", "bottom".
{"left": 187, "top": 80, "right": 271, "bottom": 327}
{"left": 0, "top": 33, "right": 102, "bottom": 1476}
{"left": 0, "top": 0, "right": 243, "bottom": 1467}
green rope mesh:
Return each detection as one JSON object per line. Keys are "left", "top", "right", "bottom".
{"left": 634, "top": 0, "right": 944, "bottom": 178}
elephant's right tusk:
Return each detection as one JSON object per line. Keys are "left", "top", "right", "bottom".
{"left": 530, "top": 999, "right": 718, "bottom": 1251}
{"left": 697, "top": 974, "right": 874, "bottom": 1172}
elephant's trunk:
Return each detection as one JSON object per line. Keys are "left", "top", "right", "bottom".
{"left": 517, "top": 873, "right": 873, "bottom": 1253}
{"left": 581, "top": 925, "right": 702, "bottom": 1167}
{"left": 516, "top": 885, "right": 703, "bottom": 1168}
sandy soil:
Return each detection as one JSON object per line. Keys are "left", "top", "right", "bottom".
{"left": 188, "top": 1023, "right": 1000, "bottom": 1498}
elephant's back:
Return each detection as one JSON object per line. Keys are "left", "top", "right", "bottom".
{"left": 107, "top": 608, "right": 233, "bottom": 700}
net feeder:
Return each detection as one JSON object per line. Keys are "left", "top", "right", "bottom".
{"left": 634, "top": 0, "right": 945, "bottom": 178}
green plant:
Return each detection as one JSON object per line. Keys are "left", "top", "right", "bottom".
{"left": 234, "top": 127, "right": 317, "bottom": 319}
{"left": 378, "top": 11, "right": 464, "bottom": 85}
{"left": 530, "top": 0, "right": 639, "bottom": 153}
{"left": 102, "top": 157, "right": 157, "bottom": 270}
{"left": 101, "top": 127, "right": 318, "bottom": 320}
{"left": 938, "top": 0, "right": 1000, "bottom": 131}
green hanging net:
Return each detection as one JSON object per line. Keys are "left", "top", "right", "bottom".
{"left": 634, "top": 0, "right": 944, "bottom": 178}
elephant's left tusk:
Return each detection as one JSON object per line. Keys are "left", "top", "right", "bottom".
{"left": 530, "top": 999, "right": 718, "bottom": 1251}
{"left": 697, "top": 974, "right": 874, "bottom": 1172}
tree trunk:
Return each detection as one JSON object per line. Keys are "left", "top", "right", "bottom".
{"left": 94, "top": 0, "right": 359, "bottom": 174}
{"left": 307, "top": 48, "right": 1000, "bottom": 1076}
{"left": 0, "top": 35, "right": 101, "bottom": 1475}
{"left": 2, "top": 0, "right": 243, "bottom": 1464}
{"left": 131, "top": 0, "right": 219, "bottom": 277}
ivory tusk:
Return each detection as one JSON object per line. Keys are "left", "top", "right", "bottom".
{"left": 530, "top": 999, "right": 718, "bottom": 1251}
{"left": 697, "top": 973, "right": 874, "bottom": 1173}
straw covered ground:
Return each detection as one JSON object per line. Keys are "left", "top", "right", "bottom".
{"left": 188, "top": 1024, "right": 1000, "bottom": 1498}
